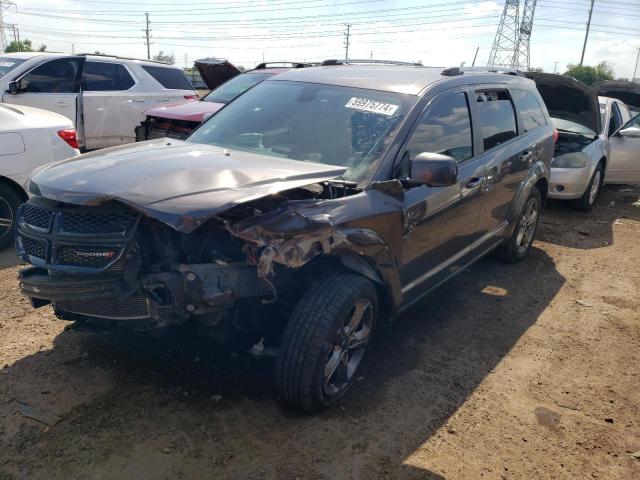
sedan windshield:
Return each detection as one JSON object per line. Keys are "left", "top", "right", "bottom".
{"left": 0, "top": 57, "right": 26, "bottom": 78}
{"left": 189, "top": 80, "right": 414, "bottom": 182}
{"left": 203, "top": 72, "right": 271, "bottom": 104}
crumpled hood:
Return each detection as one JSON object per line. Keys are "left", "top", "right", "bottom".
{"left": 591, "top": 80, "right": 640, "bottom": 111}
{"left": 525, "top": 72, "right": 600, "bottom": 134}
{"left": 143, "top": 100, "right": 225, "bottom": 122}
{"left": 29, "top": 139, "right": 347, "bottom": 232}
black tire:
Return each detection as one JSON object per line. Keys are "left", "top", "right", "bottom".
{"left": 276, "top": 272, "right": 378, "bottom": 412}
{"left": 494, "top": 186, "right": 542, "bottom": 263}
{"left": 575, "top": 164, "right": 603, "bottom": 211}
{"left": 0, "top": 185, "right": 23, "bottom": 250}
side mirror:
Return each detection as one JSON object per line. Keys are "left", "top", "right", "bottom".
{"left": 405, "top": 152, "right": 459, "bottom": 188}
{"left": 7, "top": 80, "right": 20, "bottom": 94}
{"left": 618, "top": 127, "right": 640, "bottom": 138}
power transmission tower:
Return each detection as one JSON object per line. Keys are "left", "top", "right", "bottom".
{"left": 515, "top": 0, "right": 537, "bottom": 70}
{"left": 344, "top": 24, "right": 351, "bottom": 61}
{"left": 144, "top": 12, "right": 151, "bottom": 60}
{"left": 0, "top": 1, "right": 15, "bottom": 53}
{"left": 488, "top": 0, "right": 520, "bottom": 67}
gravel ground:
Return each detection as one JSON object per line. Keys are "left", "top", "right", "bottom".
{"left": 0, "top": 185, "right": 639, "bottom": 480}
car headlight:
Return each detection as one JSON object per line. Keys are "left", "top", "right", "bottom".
{"left": 551, "top": 152, "right": 589, "bottom": 168}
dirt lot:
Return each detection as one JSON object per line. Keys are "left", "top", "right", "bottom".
{"left": 1, "top": 185, "right": 639, "bottom": 480}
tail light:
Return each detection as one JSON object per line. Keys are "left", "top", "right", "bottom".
{"left": 553, "top": 128, "right": 559, "bottom": 144}
{"left": 184, "top": 94, "right": 198, "bottom": 100}
{"left": 58, "top": 128, "right": 79, "bottom": 149}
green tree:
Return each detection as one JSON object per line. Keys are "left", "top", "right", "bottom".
{"left": 38, "top": 44, "right": 47, "bottom": 52}
{"left": 153, "top": 51, "right": 175, "bottom": 64}
{"left": 4, "top": 39, "right": 33, "bottom": 53}
{"left": 564, "top": 61, "right": 614, "bottom": 85}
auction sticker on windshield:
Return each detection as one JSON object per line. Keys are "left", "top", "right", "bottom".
{"left": 345, "top": 97, "right": 399, "bottom": 116}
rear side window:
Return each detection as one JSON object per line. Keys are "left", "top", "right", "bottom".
{"left": 142, "top": 65, "right": 193, "bottom": 90}
{"left": 609, "top": 102, "right": 623, "bottom": 137}
{"left": 20, "top": 58, "right": 82, "bottom": 93}
{"left": 406, "top": 92, "right": 473, "bottom": 163}
{"left": 82, "top": 61, "right": 135, "bottom": 91}
{"left": 511, "top": 89, "right": 546, "bottom": 132}
{"left": 476, "top": 90, "right": 517, "bottom": 151}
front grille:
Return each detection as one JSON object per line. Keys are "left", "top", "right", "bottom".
{"left": 22, "top": 236, "right": 47, "bottom": 260}
{"left": 58, "top": 245, "right": 121, "bottom": 269}
{"left": 22, "top": 203, "right": 54, "bottom": 230}
{"left": 148, "top": 117, "right": 199, "bottom": 140}
{"left": 17, "top": 200, "right": 140, "bottom": 274}
{"left": 54, "top": 296, "right": 150, "bottom": 320}
{"left": 61, "top": 209, "right": 138, "bottom": 235}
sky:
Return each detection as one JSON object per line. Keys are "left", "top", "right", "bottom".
{"left": 2, "top": 0, "right": 639, "bottom": 79}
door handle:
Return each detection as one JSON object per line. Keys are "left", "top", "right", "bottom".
{"left": 55, "top": 102, "right": 69, "bottom": 107}
{"left": 465, "top": 177, "right": 484, "bottom": 189}
{"left": 131, "top": 98, "right": 145, "bottom": 103}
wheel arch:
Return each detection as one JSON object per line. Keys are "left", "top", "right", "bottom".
{"left": 0, "top": 176, "right": 28, "bottom": 202}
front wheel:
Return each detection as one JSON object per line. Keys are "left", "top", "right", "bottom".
{"left": 494, "top": 186, "right": 541, "bottom": 263}
{"left": 0, "top": 186, "right": 23, "bottom": 250}
{"left": 575, "top": 164, "right": 603, "bottom": 211}
{"left": 276, "top": 272, "right": 378, "bottom": 412}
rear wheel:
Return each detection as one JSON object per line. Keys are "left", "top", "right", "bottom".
{"left": 494, "top": 186, "right": 541, "bottom": 263}
{"left": 276, "top": 272, "right": 377, "bottom": 412}
{"left": 575, "top": 164, "right": 603, "bottom": 211}
{"left": 0, "top": 185, "right": 22, "bottom": 250}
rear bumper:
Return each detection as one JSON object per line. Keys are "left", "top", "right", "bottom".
{"left": 548, "top": 166, "right": 593, "bottom": 200}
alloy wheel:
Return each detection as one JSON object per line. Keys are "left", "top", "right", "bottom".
{"left": 0, "top": 196, "right": 14, "bottom": 241}
{"left": 589, "top": 169, "right": 601, "bottom": 205}
{"left": 515, "top": 197, "right": 539, "bottom": 255}
{"left": 323, "top": 298, "right": 374, "bottom": 397}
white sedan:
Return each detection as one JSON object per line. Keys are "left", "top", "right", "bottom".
{"left": 0, "top": 103, "right": 79, "bottom": 248}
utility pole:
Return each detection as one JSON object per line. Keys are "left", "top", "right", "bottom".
{"left": 472, "top": 46, "right": 479, "bottom": 66}
{"left": 144, "top": 12, "right": 151, "bottom": 60}
{"left": 633, "top": 48, "right": 640, "bottom": 83}
{"left": 579, "top": 0, "right": 595, "bottom": 67}
{"left": 184, "top": 53, "right": 187, "bottom": 69}
{"left": 71, "top": 43, "right": 75, "bottom": 55}
{"left": 0, "top": 1, "right": 16, "bottom": 53}
{"left": 344, "top": 23, "right": 351, "bottom": 61}
{"left": 553, "top": 61, "right": 559, "bottom": 73}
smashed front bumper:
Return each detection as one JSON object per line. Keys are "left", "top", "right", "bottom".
{"left": 15, "top": 199, "right": 269, "bottom": 330}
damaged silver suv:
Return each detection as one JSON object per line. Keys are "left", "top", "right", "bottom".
{"left": 16, "top": 63, "right": 554, "bottom": 412}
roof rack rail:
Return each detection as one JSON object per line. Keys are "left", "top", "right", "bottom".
{"left": 455, "top": 66, "right": 526, "bottom": 77}
{"left": 254, "top": 61, "right": 317, "bottom": 69}
{"left": 321, "top": 59, "right": 423, "bottom": 67}
{"left": 76, "top": 53, "right": 171, "bottom": 65}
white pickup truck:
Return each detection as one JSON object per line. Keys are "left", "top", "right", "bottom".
{"left": 0, "top": 52, "right": 197, "bottom": 150}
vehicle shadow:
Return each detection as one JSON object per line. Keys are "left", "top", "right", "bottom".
{"left": 0, "top": 247, "right": 20, "bottom": 270}
{"left": 538, "top": 184, "right": 640, "bottom": 250}
{"left": 0, "top": 244, "right": 564, "bottom": 479}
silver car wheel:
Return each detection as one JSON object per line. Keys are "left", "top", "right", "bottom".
{"left": 323, "top": 298, "right": 373, "bottom": 398}
{"left": 0, "top": 196, "right": 14, "bottom": 241}
{"left": 589, "top": 169, "right": 601, "bottom": 205}
{"left": 515, "top": 197, "right": 538, "bottom": 255}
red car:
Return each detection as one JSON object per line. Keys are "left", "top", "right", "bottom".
{"left": 136, "top": 61, "right": 314, "bottom": 140}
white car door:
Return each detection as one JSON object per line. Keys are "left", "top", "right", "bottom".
{"left": 607, "top": 113, "right": 640, "bottom": 185}
{"left": 2, "top": 57, "right": 84, "bottom": 126}
{"left": 81, "top": 60, "right": 141, "bottom": 149}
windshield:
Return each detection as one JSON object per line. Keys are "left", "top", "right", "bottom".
{"left": 203, "top": 72, "right": 271, "bottom": 104}
{"left": 552, "top": 117, "right": 596, "bottom": 137}
{"left": 189, "top": 80, "right": 414, "bottom": 182}
{"left": 0, "top": 57, "right": 26, "bottom": 78}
